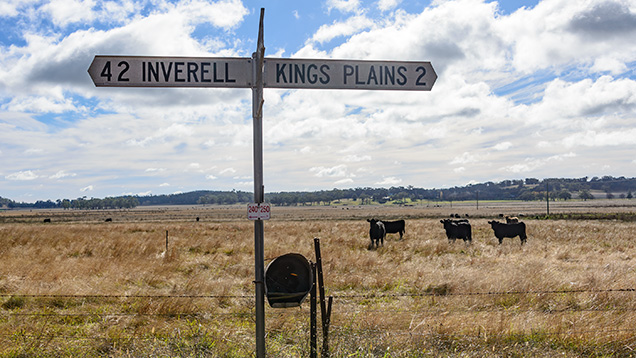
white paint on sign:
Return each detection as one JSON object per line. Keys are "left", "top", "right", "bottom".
{"left": 88, "top": 56, "right": 253, "bottom": 87}
{"left": 247, "top": 203, "right": 271, "bottom": 220}
{"left": 263, "top": 58, "right": 437, "bottom": 91}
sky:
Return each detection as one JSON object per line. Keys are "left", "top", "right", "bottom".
{"left": 1, "top": 0, "right": 636, "bottom": 203}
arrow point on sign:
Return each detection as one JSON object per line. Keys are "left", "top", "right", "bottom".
{"left": 429, "top": 64, "right": 438, "bottom": 89}
{"left": 87, "top": 56, "right": 103, "bottom": 86}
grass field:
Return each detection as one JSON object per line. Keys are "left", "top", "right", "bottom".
{"left": 1, "top": 200, "right": 636, "bottom": 357}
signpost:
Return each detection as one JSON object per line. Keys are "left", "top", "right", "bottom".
{"left": 88, "top": 56, "right": 253, "bottom": 87}
{"left": 87, "top": 56, "right": 437, "bottom": 91}
{"left": 264, "top": 58, "right": 436, "bottom": 91}
{"left": 88, "top": 8, "right": 436, "bottom": 358}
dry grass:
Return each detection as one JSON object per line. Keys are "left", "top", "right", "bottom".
{"left": 1, "top": 201, "right": 636, "bottom": 356}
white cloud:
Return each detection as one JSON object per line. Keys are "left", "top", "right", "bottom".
{"left": 6, "top": 171, "right": 38, "bottom": 181}
{"left": 497, "top": 1, "right": 636, "bottom": 73}
{"left": 41, "top": 0, "right": 98, "bottom": 27}
{"left": 562, "top": 129, "right": 636, "bottom": 148}
{"left": 493, "top": 142, "right": 512, "bottom": 151}
{"left": 220, "top": 168, "right": 237, "bottom": 175}
{"left": 25, "top": 148, "right": 44, "bottom": 154}
{"left": 80, "top": 185, "right": 94, "bottom": 192}
{"left": 127, "top": 124, "right": 194, "bottom": 147}
{"left": 299, "top": 146, "right": 313, "bottom": 154}
{"left": 501, "top": 152, "right": 576, "bottom": 173}
{"left": 592, "top": 57, "right": 629, "bottom": 75}
{"left": 343, "top": 154, "right": 371, "bottom": 162}
{"left": 525, "top": 76, "right": 636, "bottom": 127}
{"left": 450, "top": 152, "right": 479, "bottom": 165}
{"left": 378, "top": 0, "right": 400, "bottom": 12}
{"left": 177, "top": 0, "right": 249, "bottom": 29}
{"left": 310, "top": 165, "right": 349, "bottom": 177}
{"left": 0, "top": 0, "right": 22, "bottom": 16}
{"left": 375, "top": 176, "right": 401, "bottom": 186}
{"left": 327, "top": 0, "right": 361, "bottom": 14}
{"left": 50, "top": 170, "right": 76, "bottom": 179}
{"left": 310, "top": 15, "right": 373, "bottom": 44}
{"left": 335, "top": 178, "right": 355, "bottom": 185}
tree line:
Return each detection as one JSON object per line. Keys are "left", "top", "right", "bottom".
{"left": 1, "top": 196, "right": 139, "bottom": 210}
{"left": 1, "top": 176, "right": 635, "bottom": 209}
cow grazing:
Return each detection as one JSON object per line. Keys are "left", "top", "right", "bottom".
{"left": 382, "top": 220, "right": 406, "bottom": 240}
{"left": 505, "top": 216, "right": 519, "bottom": 224}
{"left": 440, "top": 219, "right": 472, "bottom": 244}
{"left": 43, "top": 218, "right": 51, "bottom": 223}
{"left": 367, "top": 219, "right": 386, "bottom": 249}
{"left": 105, "top": 218, "right": 112, "bottom": 222}
{"left": 488, "top": 220, "right": 527, "bottom": 245}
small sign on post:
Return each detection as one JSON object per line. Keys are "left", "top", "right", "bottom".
{"left": 247, "top": 203, "right": 271, "bottom": 220}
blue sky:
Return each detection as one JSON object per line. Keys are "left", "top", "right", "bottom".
{"left": 1, "top": 0, "right": 636, "bottom": 203}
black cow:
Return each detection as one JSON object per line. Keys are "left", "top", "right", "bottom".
{"left": 43, "top": 218, "right": 51, "bottom": 223}
{"left": 367, "top": 219, "right": 386, "bottom": 249}
{"left": 488, "top": 220, "right": 527, "bottom": 245}
{"left": 440, "top": 219, "right": 472, "bottom": 244}
{"left": 382, "top": 220, "right": 405, "bottom": 240}
{"left": 105, "top": 218, "right": 112, "bottom": 222}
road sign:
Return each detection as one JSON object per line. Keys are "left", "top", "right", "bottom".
{"left": 88, "top": 56, "right": 253, "bottom": 87}
{"left": 247, "top": 203, "right": 271, "bottom": 220}
{"left": 264, "top": 58, "right": 436, "bottom": 91}
{"left": 88, "top": 56, "right": 437, "bottom": 91}
{"left": 88, "top": 9, "right": 436, "bottom": 357}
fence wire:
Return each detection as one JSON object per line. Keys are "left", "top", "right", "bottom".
{"left": 1, "top": 287, "right": 634, "bottom": 300}
{"left": 2, "top": 287, "right": 635, "bottom": 349}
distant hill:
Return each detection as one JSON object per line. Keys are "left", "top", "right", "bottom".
{"left": 2, "top": 176, "right": 635, "bottom": 209}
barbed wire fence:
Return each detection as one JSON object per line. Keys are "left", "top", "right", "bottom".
{"left": 2, "top": 286, "right": 636, "bottom": 355}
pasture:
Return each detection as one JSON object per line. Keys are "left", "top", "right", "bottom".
{"left": 1, "top": 200, "right": 636, "bottom": 357}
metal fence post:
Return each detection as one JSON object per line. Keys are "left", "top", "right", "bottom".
{"left": 253, "top": 8, "right": 266, "bottom": 358}
{"left": 310, "top": 262, "right": 318, "bottom": 358}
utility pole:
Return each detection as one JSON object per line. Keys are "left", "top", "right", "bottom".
{"left": 546, "top": 180, "right": 550, "bottom": 216}
{"left": 476, "top": 191, "right": 479, "bottom": 210}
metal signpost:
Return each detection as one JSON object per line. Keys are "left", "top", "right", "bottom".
{"left": 88, "top": 8, "right": 436, "bottom": 358}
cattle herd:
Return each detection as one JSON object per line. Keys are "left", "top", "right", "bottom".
{"left": 366, "top": 215, "right": 527, "bottom": 249}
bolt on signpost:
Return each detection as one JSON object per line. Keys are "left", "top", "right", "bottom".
{"left": 88, "top": 8, "right": 436, "bottom": 357}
